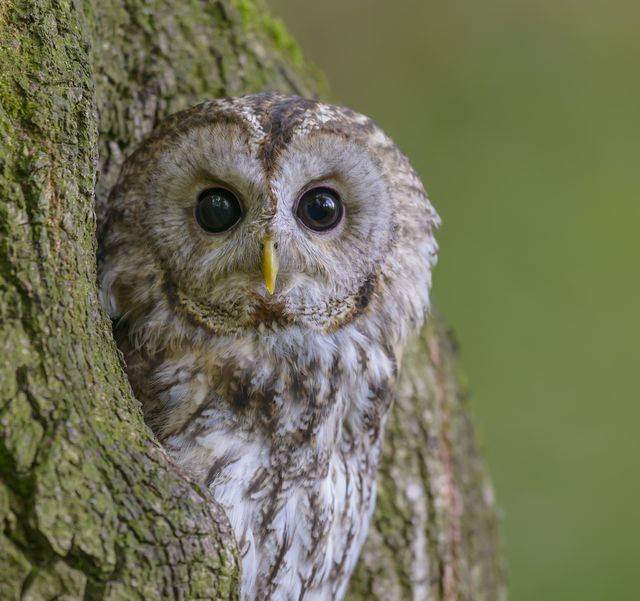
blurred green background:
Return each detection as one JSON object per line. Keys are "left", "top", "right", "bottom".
{"left": 268, "top": 1, "right": 640, "bottom": 599}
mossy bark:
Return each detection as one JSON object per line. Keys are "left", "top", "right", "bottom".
{"left": 0, "top": 1, "right": 505, "bottom": 599}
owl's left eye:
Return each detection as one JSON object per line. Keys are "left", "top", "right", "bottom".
{"left": 295, "top": 187, "right": 343, "bottom": 232}
{"left": 195, "top": 187, "right": 243, "bottom": 233}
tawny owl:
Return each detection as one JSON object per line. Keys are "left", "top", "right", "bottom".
{"left": 99, "top": 93, "right": 439, "bottom": 600}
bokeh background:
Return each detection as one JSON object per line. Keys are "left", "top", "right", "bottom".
{"left": 268, "top": 1, "right": 640, "bottom": 599}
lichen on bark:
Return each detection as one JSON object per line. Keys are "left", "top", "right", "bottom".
{"left": 0, "top": 1, "right": 505, "bottom": 599}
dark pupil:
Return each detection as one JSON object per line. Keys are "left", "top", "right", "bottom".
{"left": 297, "top": 188, "right": 342, "bottom": 231}
{"left": 196, "top": 188, "right": 242, "bottom": 233}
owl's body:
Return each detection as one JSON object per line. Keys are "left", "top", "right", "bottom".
{"left": 120, "top": 324, "right": 391, "bottom": 599}
{"left": 100, "top": 94, "right": 438, "bottom": 600}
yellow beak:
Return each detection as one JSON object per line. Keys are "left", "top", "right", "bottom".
{"left": 262, "top": 234, "right": 279, "bottom": 295}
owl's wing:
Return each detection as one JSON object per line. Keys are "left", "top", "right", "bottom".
{"left": 348, "top": 316, "right": 506, "bottom": 601}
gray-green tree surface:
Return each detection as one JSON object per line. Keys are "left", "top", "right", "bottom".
{"left": 0, "top": 0, "right": 506, "bottom": 599}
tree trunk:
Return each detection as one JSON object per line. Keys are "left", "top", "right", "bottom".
{"left": 0, "top": 1, "right": 505, "bottom": 599}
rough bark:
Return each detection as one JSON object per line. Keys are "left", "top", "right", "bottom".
{"left": 0, "top": 0, "right": 505, "bottom": 599}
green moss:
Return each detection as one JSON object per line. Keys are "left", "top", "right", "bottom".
{"left": 0, "top": 533, "right": 31, "bottom": 600}
{"left": 233, "top": 0, "right": 303, "bottom": 65}
{"left": 20, "top": 562, "right": 87, "bottom": 601}
{"left": 261, "top": 14, "right": 305, "bottom": 68}
{"left": 0, "top": 392, "right": 44, "bottom": 473}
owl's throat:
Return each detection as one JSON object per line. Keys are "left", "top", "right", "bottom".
{"left": 122, "top": 316, "right": 399, "bottom": 465}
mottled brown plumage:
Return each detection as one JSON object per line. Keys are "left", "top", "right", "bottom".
{"left": 99, "top": 93, "right": 439, "bottom": 600}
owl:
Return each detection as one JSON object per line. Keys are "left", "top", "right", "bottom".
{"left": 98, "top": 93, "right": 439, "bottom": 600}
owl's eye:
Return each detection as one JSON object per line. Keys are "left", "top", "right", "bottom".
{"left": 295, "top": 187, "right": 343, "bottom": 232}
{"left": 195, "top": 188, "right": 243, "bottom": 233}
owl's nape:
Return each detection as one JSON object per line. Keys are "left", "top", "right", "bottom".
{"left": 99, "top": 93, "right": 438, "bottom": 600}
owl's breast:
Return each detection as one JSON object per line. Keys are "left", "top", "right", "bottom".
{"left": 123, "top": 329, "right": 397, "bottom": 600}
{"left": 165, "top": 418, "right": 380, "bottom": 601}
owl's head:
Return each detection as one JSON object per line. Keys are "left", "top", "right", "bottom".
{"left": 99, "top": 94, "right": 439, "bottom": 353}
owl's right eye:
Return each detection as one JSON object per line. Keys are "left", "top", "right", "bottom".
{"left": 195, "top": 187, "right": 243, "bottom": 233}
